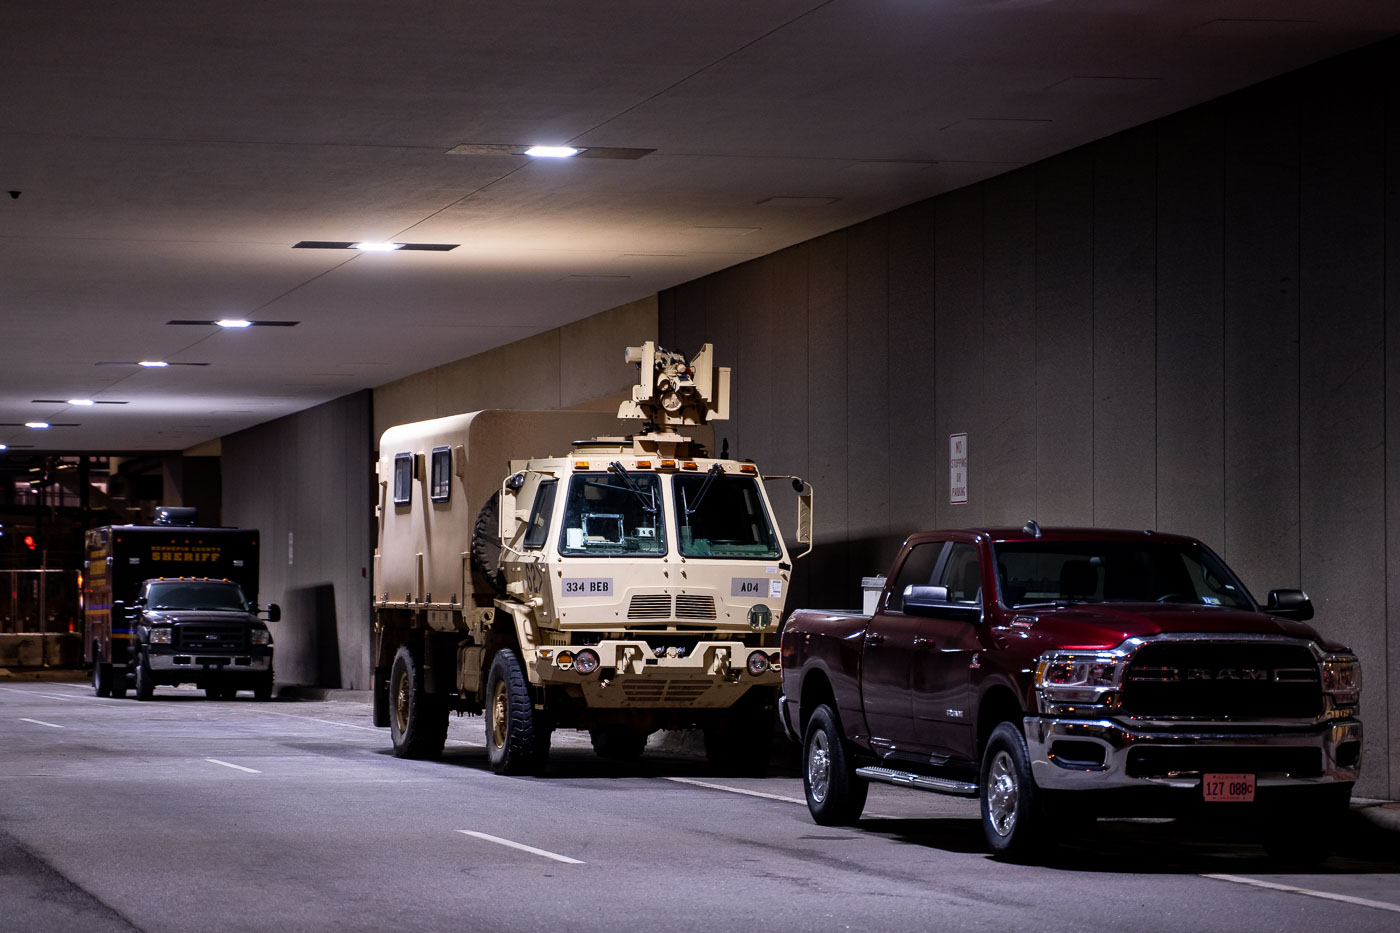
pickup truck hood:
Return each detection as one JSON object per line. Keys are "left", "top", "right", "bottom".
{"left": 1011, "top": 603, "right": 1342, "bottom": 652}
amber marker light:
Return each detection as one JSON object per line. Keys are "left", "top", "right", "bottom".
{"left": 636, "top": 460, "right": 652, "bottom": 469}
{"left": 659, "top": 459, "right": 676, "bottom": 469}
{"left": 574, "top": 461, "right": 590, "bottom": 470}
{"left": 740, "top": 464, "right": 757, "bottom": 474}
{"left": 682, "top": 461, "right": 698, "bottom": 470}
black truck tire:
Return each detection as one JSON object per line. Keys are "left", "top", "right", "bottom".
{"left": 388, "top": 645, "right": 448, "bottom": 760}
{"left": 253, "top": 672, "right": 274, "bottom": 702}
{"left": 111, "top": 667, "right": 127, "bottom": 699}
{"left": 485, "top": 649, "right": 548, "bottom": 775}
{"left": 590, "top": 726, "right": 648, "bottom": 762}
{"left": 93, "top": 660, "right": 113, "bottom": 698}
{"left": 980, "top": 721, "right": 1047, "bottom": 862}
{"left": 802, "top": 704, "right": 869, "bottom": 825}
{"left": 471, "top": 491, "right": 505, "bottom": 595}
{"left": 134, "top": 651, "right": 155, "bottom": 701}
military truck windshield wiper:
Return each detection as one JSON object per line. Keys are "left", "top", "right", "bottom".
{"left": 680, "top": 463, "right": 725, "bottom": 526}
{"left": 607, "top": 461, "right": 658, "bottom": 514}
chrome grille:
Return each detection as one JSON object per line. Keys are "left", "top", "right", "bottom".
{"left": 627, "top": 595, "right": 671, "bottom": 620}
{"left": 675, "top": 595, "right": 716, "bottom": 620}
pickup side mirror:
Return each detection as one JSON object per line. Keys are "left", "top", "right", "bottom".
{"left": 903, "top": 584, "right": 982, "bottom": 623}
{"left": 263, "top": 603, "right": 282, "bottom": 623}
{"left": 1265, "top": 589, "right": 1313, "bottom": 622}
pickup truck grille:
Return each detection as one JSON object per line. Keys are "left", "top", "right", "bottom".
{"left": 1121, "top": 642, "right": 1321, "bottom": 719}
{"left": 1126, "top": 745, "right": 1324, "bottom": 778}
{"left": 175, "top": 623, "right": 246, "bottom": 652}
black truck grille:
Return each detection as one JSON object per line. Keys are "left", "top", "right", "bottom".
{"left": 175, "top": 623, "right": 246, "bottom": 652}
{"left": 1121, "top": 642, "right": 1321, "bottom": 719}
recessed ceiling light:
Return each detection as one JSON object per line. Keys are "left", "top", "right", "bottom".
{"left": 352, "top": 242, "right": 403, "bottom": 252}
{"left": 25, "top": 422, "right": 50, "bottom": 429}
{"left": 139, "top": 361, "right": 169, "bottom": 368}
{"left": 446, "top": 143, "right": 653, "bottom": 160}
{"left": 293, "top": 241, "right": 457, "bottom": 251}
{"left": 167, "top": 319, "right": 299, "bottom": 327}
{"left": 524, "top": 146, "right": 580, "bottom": 158}
{"left": 67, "top": 399, "right": 95, "bottom": 406}
{"left": 216, "top": 319, "right": 252, "bottom": 328}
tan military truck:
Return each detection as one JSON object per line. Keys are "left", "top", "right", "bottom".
{"left": 372, "top": 342, "right": 812, "bottom": 774}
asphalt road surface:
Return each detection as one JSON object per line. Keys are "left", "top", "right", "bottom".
{"left": 2, "top": 678, "right": 1397, "bottom": 933}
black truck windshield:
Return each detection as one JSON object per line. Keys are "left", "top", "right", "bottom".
{"left": 559, "top": 472, "right": 666, "bottom": 556}
{"left": 673, "top": 473, "right": 781, "bottom": 559}
{"left": 992, "top": 540, "right": 1254, "bottom": 610}
{"left": 145, "top": 581, "right": 250, "bottom": 612}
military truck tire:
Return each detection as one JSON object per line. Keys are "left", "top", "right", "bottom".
{"left": 253, "top": 673, "right": 274, "bottom": 702}
{"left": 134, "top": 652, "right": 155, "bottom": 701}
{"left": 980, "top": 722, "right": 1048, "bottom": 862}
{"left": 471, "top": 491, "right": 505, "bottom": 594}
{"left": 802, "top": 704, "right": 868, "bottom": 825}
{"left": 485, "top": 649, "right": 546, "bottom": 775}
{"left": 590, "top": 726, "right": 647, "bottom": 762}
{"left": 389, "top": 646, "right": 448, "bottom": 760}
{"left": 93, "top": 659, "right": 113, "bottom": 698}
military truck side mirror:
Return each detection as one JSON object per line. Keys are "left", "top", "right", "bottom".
{"left": 264, "top": 603, "right": 282, "bottom": 623}
{"left": 904, "top": 584, "right": 982, "bottom": 623}
{"left": 1265, "top": 589, "right": 1313, "bottom": 622}
{"left": 793, "top": 478, "right": 813, "bottom": 559}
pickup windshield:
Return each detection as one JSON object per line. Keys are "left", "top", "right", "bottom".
{"left": 559, "top": 472, "right": 666, "bottom": 556}
{"left": 144, "top": 581, "right": 250, "bottom": 612}
{"left": 992, "top": 540, "right": 1254, "bottom": 610}
{"left": 673, "top": 473, "right": 782, "bottom": 559}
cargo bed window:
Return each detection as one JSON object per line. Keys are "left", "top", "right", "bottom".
{"left": 559, "top": 473, "right": 666, "bottom": 556}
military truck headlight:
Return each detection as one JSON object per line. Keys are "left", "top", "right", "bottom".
{"left": 1321, "top": 655, "right": 1361, "bottom": 707}
{"left": 149, "top": 626, "right": 172, "bottom": 645}
{"left": 574, "top": 649, "right": 600, "bottom": 675}
{"left": 251, "top": 629, "right": 273, "bottom": 646}
{"left": 1035, "top": 649, "right": 1126, "bottom": 706}
{"left": 747, "top": 651, "right": 770, "bottom": 676}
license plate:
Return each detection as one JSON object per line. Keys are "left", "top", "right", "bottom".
{"left": 1202, "top": 773, "right": 1255, "bottom": 802}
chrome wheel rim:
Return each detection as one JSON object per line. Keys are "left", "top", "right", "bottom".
{"left": 491, "top": 679, "right": 509, "bottom": 748}
{"left": 393, "top": 669, "right": 410, "bottom": 733}
{"left": 986, "top": 750, "right": 1019, "bottom": 837}
{"left": 807, "top": 730, "right": 832, "bottom": 804}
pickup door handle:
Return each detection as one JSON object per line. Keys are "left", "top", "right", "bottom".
{"left": 865, "top": 632, "right": 885, "bottom": 646}
{"left": 912, "top": 636, "right": 931, "bottom": 649}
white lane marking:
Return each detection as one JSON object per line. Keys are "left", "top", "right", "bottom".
{"left": 1203, "top": 874, "right": 1400, "bottom": 914}
{"left": 255, "top": 708, "right": 381, "bottom": 731}
{"left": 205, "top": 758, "right": 261, "bottom": 774}
{"left": 20, "top": 718, "right": 63, "bottom": 728}
{"left": 457, "top": 830, "right": 585, "bottom": 864}
{"left": 666, "top": 776, "right": 809, "bottom": 805}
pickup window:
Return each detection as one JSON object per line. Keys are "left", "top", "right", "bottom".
{"left": 143, "top": 580, "right": 249, "bottom": 612}
{"left": 993, "top": 540, "right": 1252, "bottom": 609}
{"left": 673, "top": 473, "right": 781, "bottom": 559}
{"left": 889, "top": 541, "right": 981, "bottom": 611}
{"left": 559, "top": 473, "right": 666, "bottom": 556}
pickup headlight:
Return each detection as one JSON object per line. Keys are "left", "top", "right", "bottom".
{"left": 149, "top": 626, "right": 172, "bottom": 645}
{"left": 1320, "top": 655, "right": 1361, "bottom": 707}
{"left": 251, "top": 629, "right": 273, "bottom": 646}
{"left": 1035, "top": 649, "right": 1127, "bottom": 707}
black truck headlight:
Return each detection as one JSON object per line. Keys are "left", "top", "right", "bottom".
{"left": 251, "top": 629, "right": 272, "bottom": 646}
{"left": 149, "top": 626, "right": 172, "bottom": 645}
{"left": 1035, "top": 650, "right": 1126, "bottom": 706}
{"left": 1321, "top": 655, "right": 1361, "bottom": 707}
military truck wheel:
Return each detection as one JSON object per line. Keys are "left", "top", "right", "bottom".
{"left": 134, "top": 652, "right": 155, "bottom": 701}
{"left": 802, "top": 704, "right": 868, "bottom": 825}
{"left": 253, "top": 673, "right": 274, "bottom": 702}
{"left": 980, "top": 721, "right": 1048, "bottom": 862}
{"left": 590, "top": 726, "right": 647, "bottom": 761}
{"left": 389, "top": 646, "right": 448, "bottom": 760}
{"left": 471, "top": 491, "right": 505, "bottom": 594}
{"left": 93, "top": 660, "right": 113, "bottom": 698}
{"left": 485, "top": 649, "right": 546, "bottom": 775}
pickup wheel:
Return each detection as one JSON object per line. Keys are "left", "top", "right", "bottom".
{"left": 802, "top": 705, "right": 868, "bottom": 825}
{"left": 389, "top": 646, "right": 448, "bottom": 760}
{"left": 134, "top": 651, "right": 155, "bottom": 701}
{"left": 485, "top": 649, "right": 548, "bottom": 775}
{"left": 590, "top": 726, "right": 647, "bottom": 762}
{"left": 980, "top": 722, "right": 1046, "bottom": 862}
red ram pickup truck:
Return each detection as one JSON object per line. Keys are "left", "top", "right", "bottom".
{"left": 779, "top": 522, "right": 1363, "bottom": 863}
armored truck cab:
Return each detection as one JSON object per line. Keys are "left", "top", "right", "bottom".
{"left": 373, "top": 343, "right": 812, "bottom": 774}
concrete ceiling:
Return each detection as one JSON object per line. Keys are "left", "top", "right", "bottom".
{"left": 3, "top": 1, "right": 1398, "bottom": 453}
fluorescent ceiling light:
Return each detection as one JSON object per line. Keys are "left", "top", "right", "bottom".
{"left": 25, "top": 422, "right": 50, "bottom": 429}
{"left": 352, "top": 242, "right": 403, "bottom": 251}
{"left": 138, "top": 360, "right": 169, "bottom": 368}
{"left": 216, "top": 319, "right": 252, "bottom": 328}
{"left": 524, "top": 146, "right": 580, "bottom": 158}
{"left": 67, "top": 399, "right": 95, "bottom": 406}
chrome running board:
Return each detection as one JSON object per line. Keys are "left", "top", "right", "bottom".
{"left": 856, "top": 766, "right": 979, "bottom": 797}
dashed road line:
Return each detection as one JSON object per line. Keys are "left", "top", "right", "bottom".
{"left": 256, "top": 708, "right": 381, "bottom": 732}
{"left": 19, "top": 718, "right": 63, "bottom": 728}
{"left": 457, "top": 830, "right": 584, "bottom": 864}
{"left": 666, "top": 776, "right": 808, "bottom": 805}
{"left": 205, "top": 758, "right": 261, "bottom": 774}
{"left": 1203, "top": 874, "right": 1400, "bottom": 914}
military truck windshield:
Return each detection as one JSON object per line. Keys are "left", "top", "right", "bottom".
{"left": 673, "top": 473, "right": 782, "bottom": 559}
{"left": 993, "top": 540, "right": 1254, "bottom": 610}
{"left": 144, "top": 581, "right": 250, "bottom": 612}
{"left": 559, "top": 473, "right": 666, "bottom": 556}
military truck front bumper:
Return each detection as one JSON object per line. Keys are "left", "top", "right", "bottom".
{"left": 146, "top": 645, "right": 273, "bottom": 675}
{"left": 527, "top": 640, "right": 779, "bottom": 708}
{"left": 1023, "top": 715, "right": 1363, "bottom": 791}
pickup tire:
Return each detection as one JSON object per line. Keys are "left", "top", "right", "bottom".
{"left": 134, "top": 651, "right": 155, "bottom": 701}
{"left": 389, "top": 645, "right": 448, "bottom": 760}
{"left": 802, "top": 704, "right": 868, "bottom": 825}
{"left": 485, "top": 649, "right": 548, "bottom": 775}
{"left": 590, "top": 726, "right": 647, "bottom": 762}
{"left": 980, "top": 722, "right": 1045, "bottom": 862}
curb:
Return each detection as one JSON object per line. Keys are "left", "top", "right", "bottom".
{"left": 1353, "top": 798, "right": 1400, "bottom": 834}
{"left": 274, "top": 686, "right": 372, "bottom": 702}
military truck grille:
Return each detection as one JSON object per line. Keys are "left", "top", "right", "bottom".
{"left": 628, "top": 595, "right": 672, "bottom": 620}
{"left": 1121, "top": 642, "right": 1321, "bottom": 719}
{"left": 175, "top": 624, "right": 246, "bottom": 652}
{"left": 620, "top": 681, "right": 711, "bottom": 704}
{"left": 675, "top": 595, "right": 716, "bottom": 620}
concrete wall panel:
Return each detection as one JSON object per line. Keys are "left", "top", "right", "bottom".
{"left": 887, "top": 202, "right": 937, "bottom": 533}
{"left": 933, "top": 190, "right": 983, "bottom": 529}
